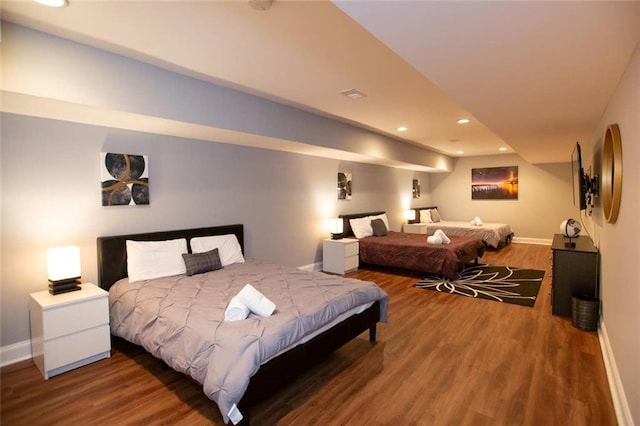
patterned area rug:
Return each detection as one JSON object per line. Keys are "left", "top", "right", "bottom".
{"left": 415, "top": 264, "right": 544, "bottom": 307}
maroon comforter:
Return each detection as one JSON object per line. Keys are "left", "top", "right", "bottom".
{"left": 358, "top": 231, "right": 484, "bottom": 278}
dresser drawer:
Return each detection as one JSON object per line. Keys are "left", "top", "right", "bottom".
{"left": 43, "top": 297, "right": 108, "bottom": 340}
{"left": 44, "top": 325, "right": 111, "bottom": 371}
{"left": 344, "top": 242, "right": 359, "bottom": 257}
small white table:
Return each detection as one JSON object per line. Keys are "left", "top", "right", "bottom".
{"left": 323, "top": 238, "right": 359, "bottom": 275}
{"left": 403, "top": 223, "right": 428, "bottom": 234}
{"left": 29, "top": 283, "right": 111, "bottom": 379}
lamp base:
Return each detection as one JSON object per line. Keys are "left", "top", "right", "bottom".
{"left": 331, "top": 234, "right": 343, "bottom": 240}
{"left": 48, "top": 279, "right": 82, "bottom": 295}
{"left": 49, "top": 285, "right": 81, "bottom": 295}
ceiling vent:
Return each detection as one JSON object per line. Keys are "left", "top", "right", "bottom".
{"left": 338, "top": 89, "right": 367, "bottom": 100}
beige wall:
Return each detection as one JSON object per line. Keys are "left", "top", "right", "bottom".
{"left": 429, "top": 154, "right": 578, "bottom": 241}
{"left": 585, "top": 43, "right": 640, "bottom": 425}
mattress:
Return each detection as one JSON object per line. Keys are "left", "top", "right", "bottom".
{"left": 108, "top": 258, "right": 388, "bottom": 423}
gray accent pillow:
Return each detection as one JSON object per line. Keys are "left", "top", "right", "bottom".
{"left": 182, "top": 248, "right": 223, "bottom": 276}
{"left": 430, "top": 208, "right": 441, "bottom": 223}
{"left": 371, "top": 218, "right": 388, "bottom": 236}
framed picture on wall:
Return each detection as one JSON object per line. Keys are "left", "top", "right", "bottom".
{"left": 412, "top": 179, "right": 421, "bottom": 198}
{"left": 471, "top": 166, "right": 518, "bottom": 200}
{"left": 101, "top": 152, "right": 150, "bottom": 206}
{"left": 338, "top": 172, "right": 352, "bottom": 200}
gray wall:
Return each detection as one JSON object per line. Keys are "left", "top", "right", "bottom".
{"left": 586, "top": 43, "right": 639, "bottom": 425}
{"left": 429, "top": 154, "right": 578, "bottom": 240}
{"left": 0, "top": 113, "right": 431, "bottom": 348}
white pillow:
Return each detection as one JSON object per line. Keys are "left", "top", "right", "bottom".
{"left": 419, "top": 209, "right": 433, "bottom": 223}
{"left": 126, "top": 238, "right": 188, "bottom": 282}
{"left": 190, "top": 234, "right": 245, "bottom": 266}
{"left": 349, "top": 216, "right": 374, "bottom": 239}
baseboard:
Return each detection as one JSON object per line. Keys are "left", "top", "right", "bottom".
{"left": 298, "top": 261, "right": 322, "bottom": 272}
{"left": 1, "top": 339, "right": 32, "bottom": 367}
{"left": 599, "top": 320, "right": 634, "bottom": 426}
{"left": 511, "top": 236, "right": 552, "bottom": 245}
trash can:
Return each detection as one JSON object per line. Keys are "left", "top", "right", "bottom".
{"left": 571, "top": 294, "right": 600, "bottom": 331}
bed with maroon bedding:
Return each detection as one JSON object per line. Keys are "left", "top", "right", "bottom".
{"left": 339, "top": 211, "right": 485, "bottom": 278}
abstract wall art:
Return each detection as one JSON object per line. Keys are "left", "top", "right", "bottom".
{"left": 338, "top": 172, "right": 352, "bottom": 200}
{"left": 101, "top": 152, "right": 149, "bottom": 206}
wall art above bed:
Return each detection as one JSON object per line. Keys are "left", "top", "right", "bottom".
{"left": 338, "top": 172, "right": 352, "bottom": 200}
{"left": 101, "top": 152, "right": 150, "bottom": 206}
{"left": 471, "top": 166, "right": 518, "bottom": 200}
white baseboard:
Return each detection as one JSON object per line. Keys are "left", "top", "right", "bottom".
{"left": 298, "top": 261, "right": 322, "bottom": 272}
{"left": 511, "top": 236, "right": 552, "bottom": 245}
{"left": 599, "top": 320, "right": 634, "bottom": 426}
{"left": 1, "top": 339, "right": 32, "bottom": 367}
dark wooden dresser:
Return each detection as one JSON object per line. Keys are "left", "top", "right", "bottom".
{"left": 551, "top": 234, "right": 599, "bottom": 316}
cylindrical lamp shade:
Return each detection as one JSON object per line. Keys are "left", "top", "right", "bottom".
{"left": 47, "top": 246, "right": 81, "bottom": 282}
{"left": 404, "top": 210, "right": 416, "bottom": 221}
{"left": 330, "top": 218, "right": 344, "bottom": 235}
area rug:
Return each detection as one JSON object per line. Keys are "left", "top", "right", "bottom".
{"left": 415, "top": 264, "right": 544, "bottom": 307}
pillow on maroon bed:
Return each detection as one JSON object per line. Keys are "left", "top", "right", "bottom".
{"left": 371, "top": 218, "right": 388, "bottom": 236}
{"left": 182, "top": 248, "right": 223, "bottom": 276}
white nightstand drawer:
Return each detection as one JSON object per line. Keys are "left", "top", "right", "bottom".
{"left": 344, "top": 255, "right": 359, "bottom": 272}
{"left": 44, "top": 297, "right": 109, "bottom": 340}
{"left": 403, "top": 223, "right": 428, "bottom": 234}
{"left": 344, "top": 241, "right": 359, "bottom": 257}
{"left": 45, "top": 325, "right": 111, "bottom": 371}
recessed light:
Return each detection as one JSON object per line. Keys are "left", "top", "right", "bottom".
{"left": 456, "top": 150, "right": 465, "bottom": 155}
{"left": 34, "top": 0, "right": 68, "bottom": 7}
{"left": 397, "top": 126, "right": 407, "bottom": 132}
{"left": 457, "top": 118, "right": 470, "bottom": 124}
{"left": 499, "top": 147, "right": 508, "bottom": 151}
{"left": 338, "top": 89, "right": 367, "bottom": 100}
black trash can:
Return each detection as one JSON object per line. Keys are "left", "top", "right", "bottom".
{"left": 571, "top": 294, "right": 600, "bottom": 331}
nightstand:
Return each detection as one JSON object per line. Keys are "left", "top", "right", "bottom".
{"left": 403, "top": 223, "right": 428, "bottom": 234}
{"left": 29, "top": 283, "right": 111, "bottom": 379}
{"left": 323, "top": 238, "right": 359, "bottom": 275}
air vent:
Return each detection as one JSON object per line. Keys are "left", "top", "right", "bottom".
{"left": 338, "top": 89, "right": 367, "bottom": 100}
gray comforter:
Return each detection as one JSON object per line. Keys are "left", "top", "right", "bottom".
{"left": 109, "top": 259, "right": 388, "bottom": 423}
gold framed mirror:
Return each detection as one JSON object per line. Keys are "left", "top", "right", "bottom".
{"left": 602, "top": 124, "right": 622, "bottom": 223}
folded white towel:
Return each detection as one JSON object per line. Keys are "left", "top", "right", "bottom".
{"left": 224, "top": 296, "right": 250, "bottom": 322}
{"left": 472, "top": 216, "right": 483, "bottom": 226}
{"left": 434, "top": 229, "right": 451, "bottom": 244}
{"left": 427, "top": 235, "right": 443, "bottom": 245}
{"left": 237, "top": 283, "right": 276, "bottom": 317}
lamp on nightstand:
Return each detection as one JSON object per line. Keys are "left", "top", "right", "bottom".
{"left": 404, "top": 210, "right": 416, "bottom": 223}
{"left": 47, "top": 246, "right": 82, "bottom": 295}
{"left": 330, "top": 218, "right": 344, "bottom": 239}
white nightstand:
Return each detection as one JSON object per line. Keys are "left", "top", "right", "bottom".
{"left": 29, "top": 283, "right": 111, "bottom": 379}
{"left": 403, "top": 223, "right": 428, "bottom": 234}
{"left": 323, "top": 238, "right": 359, "bottom": 275}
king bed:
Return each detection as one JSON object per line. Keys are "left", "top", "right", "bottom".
{"left": 338, "top": 212, "right": 485, "bottom": 278}
{"left": 97, "top": 224, "right": 388, "bottom": 425}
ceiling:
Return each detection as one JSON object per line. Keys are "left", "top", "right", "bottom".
{"left": 2, "top": 0, "right": 639, "bottom": 166}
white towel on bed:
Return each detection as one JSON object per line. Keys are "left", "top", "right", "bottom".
{"left": 427, "top": 235, "right": 443, "bottom": 245}
{"left": 224, "top": 296, "right": 250, "bottom": 322}
{"left": 237, "top": 283, "right": 276, "bottom": 317}
{"left": 434, "top": 229, "right": 451, "bottom": 244}
{"left": 471, "top": 216, "right": 484, "bottom": 226}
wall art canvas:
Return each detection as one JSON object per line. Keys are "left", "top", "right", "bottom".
{"left": 337, "top": 172, "right": 352, "bottom": 200}
{"left": 413, "top": 179, "right": 421, "bottom": 198}
{"left": 101, "top": 152, "right": 150, "bottom": 206}
{"left": 471, "top": 166, "right": 518, "bottom": 200}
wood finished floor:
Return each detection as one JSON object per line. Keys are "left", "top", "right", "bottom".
{"left": 1, "top": 243, "right": 616, "bottom": 425}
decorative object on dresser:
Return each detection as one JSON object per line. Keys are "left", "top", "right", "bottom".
{"left": 550, "top": 234, "right": 599, "bottom": 326}
{"left": 29, "top": 283, "right": 111, "bottom": 379}
{"left": 416, "top": 264, "right": 544, "bottom": 307}
{"left": 323, "top": 237, "right": 359, "bottom": 274}
{"left": 47, "top": 246, "right": 82, "bottom": 294}
{"left": 560, "top": 218, "right": 582, "bottom": 248}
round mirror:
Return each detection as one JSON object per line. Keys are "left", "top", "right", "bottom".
{"left": 602, "top": 124, "right": 622, "bottom": 223}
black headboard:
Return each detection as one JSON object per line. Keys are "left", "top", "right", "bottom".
{"left": 96, "top": 224, "right": 244, "bottom": 290}
{"left": 338, "top": 211, "right": 386, "bottom": 238}
{"left": 412, "top": 206, "right": 438, "bottom": 223}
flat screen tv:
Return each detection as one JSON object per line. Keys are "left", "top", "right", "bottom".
{"left": 572, "top": 142, "right": 587, "bottom": 210}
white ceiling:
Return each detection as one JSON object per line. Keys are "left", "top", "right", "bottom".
{"left": 2, "top": 0, "right": 639, "bottom": 166}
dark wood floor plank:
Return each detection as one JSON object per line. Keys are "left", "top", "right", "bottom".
{"left": 1, "top": 243, "right": 616, "bottom": 425}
